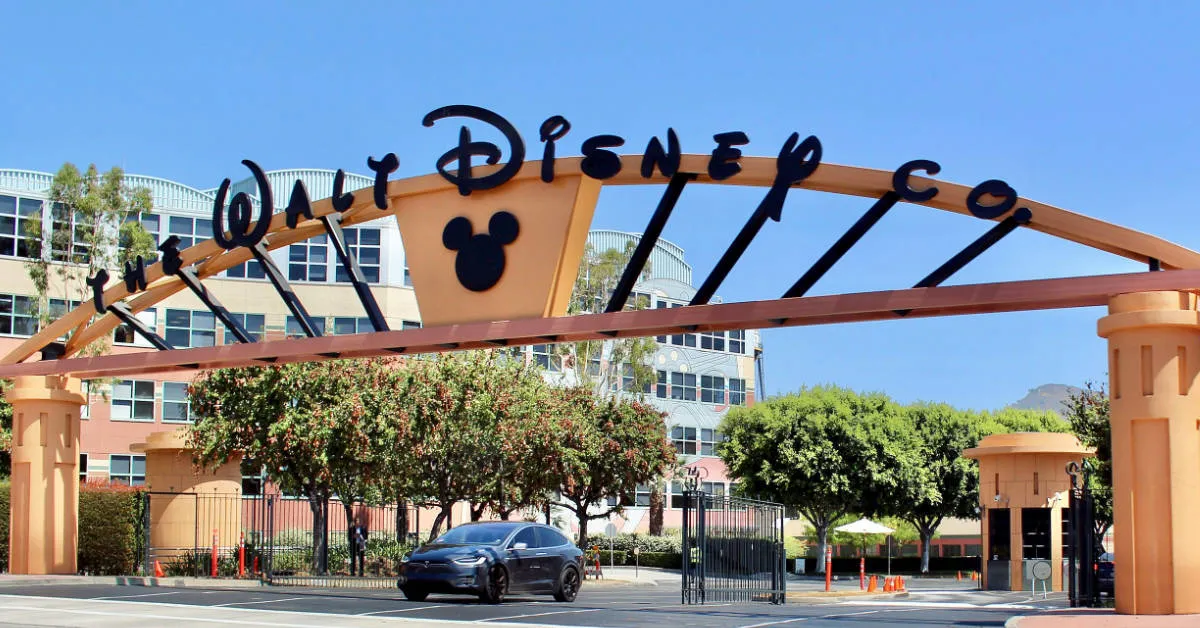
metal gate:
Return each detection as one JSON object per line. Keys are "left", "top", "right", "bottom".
{"left": 681, "top": 489, "right": 786, "bottom": 604}
{"left": 1066, "top": 461, "right": 1104, "bottom": 607}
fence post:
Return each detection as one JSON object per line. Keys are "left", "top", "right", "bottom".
{"left": 142, "top": 492, "right": 152, "bottom": 577}
{"left": 266, "top": 497, "right": 275, "bottom": 582}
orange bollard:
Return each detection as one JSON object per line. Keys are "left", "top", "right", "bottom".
{"left": 956, "top": 570, "right": 962, "bottom": 581}
{"left": 238, "top": 532, "right": 246, "bottom": 578}
{"left": 867, "top": 575, "right": 877, "bottom": 592}
{"left": 153, "top": 560, "right": 165, "bottom": 578}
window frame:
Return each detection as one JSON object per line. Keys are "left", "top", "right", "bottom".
{"left": 111, "top": 379, "right": 156, "bottom": 422}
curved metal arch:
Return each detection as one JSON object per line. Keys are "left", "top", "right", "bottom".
{"left": 5, "top": 154, "right": 1199, "bottom": 367}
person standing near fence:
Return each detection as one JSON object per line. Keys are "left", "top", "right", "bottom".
{"left": 351, "top": 512, "right": 369, "bottom": 577}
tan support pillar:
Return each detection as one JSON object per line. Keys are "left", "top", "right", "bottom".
{"left": 1098, "top": 291, "right": 1200, "bottom": 615}
{"left": 6, "top": 375, "right": 86, "bottom": 574}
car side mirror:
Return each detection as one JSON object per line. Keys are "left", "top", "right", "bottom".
{"left": 511, "top": 542, "right": 528, "bottom": 551}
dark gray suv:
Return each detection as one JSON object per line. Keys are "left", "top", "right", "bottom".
{"left": 397, "top": 521, "right": 584, "bottom": 604}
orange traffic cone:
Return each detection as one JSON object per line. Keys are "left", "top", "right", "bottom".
{"left": 153, "top": 560, "right": 165, "bottom": 578}
{"left": 867, "top": 575, "right": 877, "bottom": 592}
{"left": 883, "top": 577, "right": 892, "bottom": 592}
{"left": 956, "top": 570, "right": 962, "bottom": 581}
{"left": 898, "top": 576, "right": 905, "bottom": 591}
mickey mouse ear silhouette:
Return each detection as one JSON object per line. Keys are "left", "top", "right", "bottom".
{"left": 489, "top": 211, "right": 519, "bottom": 245}
{"left": 442, "top": 216, "right": 474, "bottom": 251}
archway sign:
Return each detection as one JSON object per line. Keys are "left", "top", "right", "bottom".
{"left": 3, "top": 105, "right": 1200, "bottom": 615}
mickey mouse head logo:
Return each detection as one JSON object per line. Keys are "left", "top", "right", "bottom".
{"left": 442, "top": 211, "right": 520, "bottom": 292}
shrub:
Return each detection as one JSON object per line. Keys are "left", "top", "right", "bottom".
{"left": 585, "top": 532, "right": 681, "bottom": 554}
{"left": 78, "top": 484, "right": 144, "bottom": 575}
{"left": 0, "top": 481, "right": 8, "bottom": 572}
{"left": 630, "top": 551, "right": 681, "bottom": 569}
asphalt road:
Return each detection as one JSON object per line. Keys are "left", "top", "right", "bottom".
{"left": 0, "top": 581, "right": 1068, "bottom": 627}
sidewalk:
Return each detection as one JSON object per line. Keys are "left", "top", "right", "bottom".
{"left": 0, "top": 574, "right": 263, "bottom": 589}
{"left": 1008, "top": 610, "right": 1200, "bottom": 627}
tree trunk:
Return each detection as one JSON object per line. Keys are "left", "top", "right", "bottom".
{"left": 920, "top": 529, "right": 933, "bottom": 574}
{"left": 428, "top": 506, "right": 453, "bottom": 541}
{"left": 396, "top": 502, "right": 409, "bottom": 544}
{"left": 814, "top": 524, "right": 829, "bottom": 574}
{"left": 470, "top": 502, "right": 485, "bottom": 521}
{"left": 308, "top": 494, "right": 329, "bottom": 575}
{"left": 648, "top": 486, "right": 664, "bottom": 535}
{"left": 576, "top": 510, "right": 590, "bottom": 548}
{"left": 343, "top": 501, "right": 356, "bottom": 575}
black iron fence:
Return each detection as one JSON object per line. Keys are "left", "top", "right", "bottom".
{"left": 141, "top": 492, "right": 419, "bottom": 587}
{"left": 681, "top": 490, "right": 786, "bottom": 604}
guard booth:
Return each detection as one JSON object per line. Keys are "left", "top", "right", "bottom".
{"left": 964, "top": 432, "right": 1094, "bottom": 592}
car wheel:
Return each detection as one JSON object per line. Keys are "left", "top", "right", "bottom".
{"left": 553, "top": 566, "right": 581, "bottom": 603}
{"left": 401, "top": 586, "right": 428, "bottom": 601}
{"left": 480, "top": 565, "right": 507, "bottom": 604}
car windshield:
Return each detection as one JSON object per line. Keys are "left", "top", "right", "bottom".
{"left": 431, "top": 523, "right": 522, "bottom": 546}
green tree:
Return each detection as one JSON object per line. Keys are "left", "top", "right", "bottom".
{"left": 887, "top": 403, "right": 983, "bottom": 573}
{"left": 549, "top": 386, "right": 678, "bottom": 546}
{"left": 392, "top": 352, "right": 554, "bottom": 539}
{"left": 23, "top": 163, "right": 155, "bottom": 353}
{"left": 1063, "top": 381, "right": 1113, "bottom": 537}
{"left": 188, "top": 359, "right": 400, "bottom": 574}
{"left": 717, "top": 386, "right": 926, "bottom": 574}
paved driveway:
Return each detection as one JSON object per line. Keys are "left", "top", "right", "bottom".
{"left": 0, "top": 580, "right": 1067, "bottom": 627}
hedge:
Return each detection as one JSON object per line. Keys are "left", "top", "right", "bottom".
{"left": 0, "top": 481, "right": 9, "bottom": 572}
{"left": 793, "top": 555, "right": 982, "bottom": 575}
{"left": 584, "top": 532, "right": 682, "bottom": 554}
{"left": 78, "top": 485, "right": 145, "bottom": 575}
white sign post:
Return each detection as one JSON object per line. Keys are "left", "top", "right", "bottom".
{"left": 604, "top": 523, "right": 617, "bottom": 569}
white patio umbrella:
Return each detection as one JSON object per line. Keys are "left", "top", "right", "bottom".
{"left": 834, "top": 518, "right": 897, "bottom": 575}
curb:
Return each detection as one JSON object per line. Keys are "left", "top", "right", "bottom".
{"left": 783, "top": 591, "right": 910, "bottom": 605}
{"left": 0, "top": 575, "right": 264, "bottom": 589}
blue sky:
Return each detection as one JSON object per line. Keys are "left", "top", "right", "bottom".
{"left": 4, "top": 2, "right": 1199, "bottom": 409}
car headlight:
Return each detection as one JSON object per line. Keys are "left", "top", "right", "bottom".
{"left": 452, "top": 556, "right": 487, "bottom": 566}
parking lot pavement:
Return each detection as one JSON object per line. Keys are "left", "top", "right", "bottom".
{"left": 0, "top": 581, "right": 1068, "bottom": 628}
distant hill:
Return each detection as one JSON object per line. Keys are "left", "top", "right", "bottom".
{"left": 1008, "top": 384, "right": 1081, "bottom": 416}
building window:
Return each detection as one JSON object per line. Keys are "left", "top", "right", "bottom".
{"left": 670, "top": 481, "right": 686, "bottom": 508}
{"left": 620, "top": 364, "right": 651, "bottom": 393}
{"left": 700, "top": 375, "right": 725, "bottom": 404}
{"left": 334, "top": 228, "right": 381, "bottom": 284}
{"left": 672, "top": 426, "right": 697, "bottom": 455}
{"left": 671, "top": 372, "right": 696, "bottom": 401}
{"left": 48, "top": 298, "right": 81, "bottom": 321}
{"left": 162, "top": 382, "right": 191, "bottom": 423}
{"left": 620, "top": 483, "right": 652, "bottom": 507}
{"left": 79, "top": 453, "right": 88, "bottom": 483}
{"left": 109, "top": 454, "right": 146, "bottom": 486}
{"left": 0, "top": 294, "right": 39, "bottom": 336}
{"left": 111, "top": 380, "right": 155, "bottom": 422}
{"left": 532, "top": 344, "right": 560, "bottom": 371}
{"left": 114, "top": 308, "right": 157, "bottom": 345}
{"left": 225, "top": 259, "right": 265, "bottom": 279}
{"left": 80, "top": 380, "right": 91, "bottom": 419}
{"left": 403, "top": 266, "right": 413, "bottom": 287}
{"left": 333, "top": 316, "right": 373, "bottom": 335}
{"left": 165, "top": 309, "right": 216, "bottom": 348}
{"left": 288, "top": 234, "right": 328, "bottom": 282}
{"left": 655, "top": 300, "right": 669, "bottom": 343}
{"left": 46, "top": 202, "right": 93, "bottom": 263}
{"left": 286, "top": 315, "right": 325, "bottom": 337}
{"left": 222, "top": 313, "right": 265, "bottom": 343}
{"left": 700, "top": 331, "right": 725, "bottom": 352}
{"left": 166, "top": 215, "right": 212, "bottom": 250}
{"left": 0, "top": 194, "right": 42, "bottom": 258}
{"left": 401, "top": 320, "right": 422, "bottom": 330}
{"left": 729, "top": 378, "right": 746, "bottom": 405}
{"left": 700, "top": 429, "right": 723, "bottom": 456}
{"left": 656, "top": 370, "right": 668, "bottom": 398}
{"left": 626, "top": 291, "right": 651, "bottom": 310}
{"left": 728, "top": 329, "right": 746, "bottom": 354}
{"left": 241, "top": 460, "right": 265, "bottom": 496}
{"left": 122, "top": 212, "right": 160, "bottom": 260}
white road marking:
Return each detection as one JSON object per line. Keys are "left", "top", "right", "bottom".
{"left": 214, "top": 596, "right": 306, "bottom": 606}
{"left": 92, "top": 591, "right": 181, "bottom": 600}
{"left": 357, "top": 605, "right": 450, "bottom": 615}
{"left": 478, "top": 607, "right": 603, "bottom": 621}
{"left": 0, "top": 594, "right": 611, "bottom": 627}
{"left": 738, "top": 607, "right": 924, "bottom": 628}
